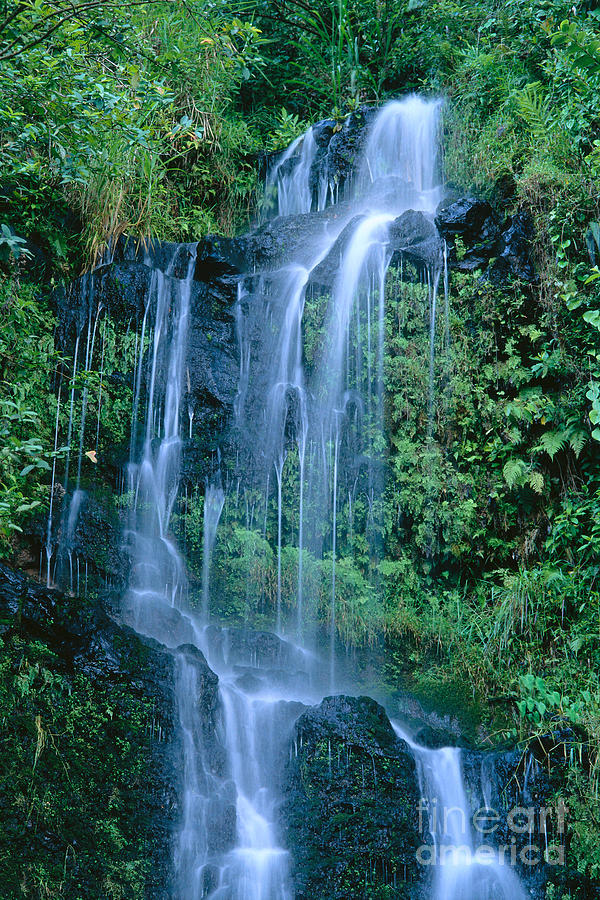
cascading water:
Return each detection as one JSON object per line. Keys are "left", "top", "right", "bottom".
{"left": 234, "top": 96, "right": 447, "bottom": 666}
{"left": 265, "top": 127, "right": 320, "bottom": 217}
{"left": 393, "top": 722, "right": 529, "bottom": 900}
{"left": 125, "top": 252, "right": 195, "bottom": 630}
{"left": 119, "top": 241, "right": 310, "bottom": 899}
{"left": 201, "top": 479, "right": 225, "bottom": 620}
{"left": 115, "top": 95, "right": 529, "bottom": 900}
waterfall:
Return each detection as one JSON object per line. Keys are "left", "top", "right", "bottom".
{"left": 236, "top": 96, "right": 445, "bottom": 647}
{"left": 119, "top": 240, "right": 306, "bottom": 899}
{"left": 393, "top": 722, "right": 528, "bottom": 900}
{"left": 113, "top": 95, "right": 529, "bottom": 900}
{"left": 125, "top": 249, "right": 196, "bottom": 628}
{"left": 265, "top": 127, "right": 319, "bottom": 217}
{"left": 201, "top": 479, "right": 225, "bottom": 620}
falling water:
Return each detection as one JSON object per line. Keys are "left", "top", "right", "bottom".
{"left": 201, "top": 479, "right": 226, "bottom": 620}
{"left": 274, "top": 451, "right": 286, "bottom": 633}
{"left": 109, "top": 95, "right": 530, "bottom": 900}
{"left": 393, "top": 722, "right": 529, "bottom": 900}
{"left": 125, "top": 249, "right": 196, "bottom": 628}
{"left": 266, "top": 127, "right": 319, "bottom": 217}
{"left": 118, "top": 239, "right": 305, "bottom": 900}
{"left": 236, "top": 96, "right": 446, "bottom": 659}
{"left": 362, "top": 97, "right": 443, "bottom": 211}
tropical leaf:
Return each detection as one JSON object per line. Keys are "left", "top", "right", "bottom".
{"left": 538, "top": 430, "right": 567, "bottom": 460}
{"left": 568, "top": 429, "right": 587, "bottom": 457}
{"left": 583, "top": 309, "right": 600, "bottom": 330}
{"left": 528, "top": 471, "right": 544, "bottom": 494}
{"left": 503, "top": 458, "right": 527, "bottom": 488}
{"left": 514, "top": 81, "right": 551, "bottom": 139}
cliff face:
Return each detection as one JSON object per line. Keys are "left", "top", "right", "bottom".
{"left": 26, "top": 112, "right": 557, "bottom": 900}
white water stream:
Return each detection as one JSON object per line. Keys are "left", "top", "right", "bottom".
{"left": 393, "top": 722, "right": 529, "bottom": 900}
{"left": 119, "top": 96, "right": 529, "bottom": 900}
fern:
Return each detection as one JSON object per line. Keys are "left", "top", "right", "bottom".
{"left": 528, "top": 471, "right": 544, "bottom": 494}
{"left": 503, "top": 458, "right": 527, "bottom": 489}
{"left": 515, "top": 82, "right": 551, "bottom": 140}
{"left": 538, "top": 430, "right": 567, "bottom": 460}
{"left": 568, "top": 429, "right": 587, "bottom": 457}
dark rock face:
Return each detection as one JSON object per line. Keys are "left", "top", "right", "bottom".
{"left": 307, "top": 209, "right": 443, "bottom": 294}
{"left": 488, "top": 209, "right": 537, "bottom": 283}
{"left": 0, "top": 562, "right": 179, "bottom": 899}
{"left": 435, "top": 197, "right": 536, "bottom": 283}
{"left": 324, "top": 108, "right": 377, "bottom": 195}
{"left": 435, "top": 197, "right": 497, "bottom": 242}
{"left": 307, "top": 214, "right": 364, "bottom": 291}
{"left": 55, "top": 237, "right": 239, "bottom": 484}
{"left": 283, "top": 694, "right": 425, "bottom": 899}
{"left": 54, "top": 488, "right": 128, "bottom": 589}
{"left": 389, "top": 209, "right": 444, "bottom": 270}
{"left": 264, "top": 108, "right": 376, "bottom": 213}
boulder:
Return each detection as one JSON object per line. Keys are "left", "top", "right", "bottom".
{"left": 389, "top": 209, "right": 444, "bottom": 270}
{"left": 435, "top": 198, "right": 537, "bottom": 283}
{"left": 435, "top": 197, "right": 498, "bottom": 242}
{"left": 283, "top": 694, "right": 425, "bottom": 899}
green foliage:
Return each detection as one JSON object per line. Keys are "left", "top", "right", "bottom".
{"left": 0, "top": 626, "right": 160, "bottom": 898}
{"left": 0, "top": 279, "right": 58, "bottom": 552}
{"left": 2, "top": 0, "right": 600, "bottom": 888}
{"left": 0, "top": 0, "right": 267, "bottom": 268}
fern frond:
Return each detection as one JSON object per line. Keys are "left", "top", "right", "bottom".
{"left": 538, "top": 430, "right": 567, "bottom": 459}
{"left": 503, "top": 458, "right": 527, "bottom": 488}
{"left": 515, "top": 82, "right": 551, "bottom": 140}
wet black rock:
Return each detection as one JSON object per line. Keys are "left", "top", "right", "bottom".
{"left": 0, "top": 562, "right": 179, "bottom": 899}
{"left": 487, "top": 209, "right": 537, "bottom": 283}
{"left": 195, "top": 234, "right": 253, "bottom": 279}
{"left": 122, "top": 597, "right": 197, "bottom": 648}
{"left": 393, "top": 693, "right": 468, "bottom": 747}
{"left": 283, "top": 694, "right": 426, "bottom": 899}
{"left": 389, "top": 209, "right": 444, "bottom": 270}
{"left": 307, "top": 208, "right": 443, "bottom": 293}
{"left": 114, "top": 235, "right": 197, "bottom": 279}
{"left": 310, "top": 118, "right": 336, "bottom": 198}
{"left": 55, "top": 237, "right": 240, "bottom": 484}
{"left": 435, "top": 197, "right": 537, "bottom": 283}
{"left": 435, "top": 197, "right": 498, "bottom": 242}
{"left": 53, "top": 487, "right": 128, "bottom": 590}
{"left": 186, "top": 280, "right": 238, "bottom": 419}
{"left": 324, "top": 108, "right": 378, "bottom": 195}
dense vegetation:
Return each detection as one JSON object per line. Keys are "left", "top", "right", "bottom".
{"left": 0, "top": 568, "right": 174, "bottom": 898}
{"left": 2, "top": 0, "right": 600, "bottom": 895}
